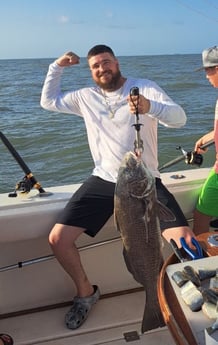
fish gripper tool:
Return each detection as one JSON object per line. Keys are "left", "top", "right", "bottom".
{"left": 130, "top": 86, "right": 144, "bottom": 155}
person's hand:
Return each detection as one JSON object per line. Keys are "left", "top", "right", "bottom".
{"left": 56, "top": 51, "right": 80, "bottom": 67}
{"left": 194, "top": 137, "right": 208, "bottom": 154}
{"left": 127, "top": 94, "right": 150, "bottom": 115}
{"left": 194, "top": 130, "right": 214, "bottom": 154}
{"left": 162, "top": 226, "right": 197, "bottom": 250}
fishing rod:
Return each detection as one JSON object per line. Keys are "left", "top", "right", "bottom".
{"left": 0, "top": 239, "right": 111, "bottom": 273}
{"left": 0, "top": 254, "right": 55, "bottom": 272}
{"left": 0, "top": 131, "right": 52, "bottom": 197}
{"left": 159, "top": 139, "right": 215, "bottom": 172}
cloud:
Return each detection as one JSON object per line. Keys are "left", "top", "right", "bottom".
{"left": 58, "top": 15, "right": 70, "bottom": 24}
{"left": 105, "top": 10, "right": 113, "bottom": 18}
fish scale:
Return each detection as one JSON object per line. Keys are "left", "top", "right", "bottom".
{"left": 114, "top": 151, "right": 174, "bottom": 333}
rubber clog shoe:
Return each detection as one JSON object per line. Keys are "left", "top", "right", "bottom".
{"left": 65, "top": 285, "right": 100, "bottom": 329}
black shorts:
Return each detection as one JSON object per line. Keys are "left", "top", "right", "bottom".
{"left": 57, "top": 175, "right": 188, "bottom": 237}
{"left": 155, "top": 178, "right": 188, "bottom": 231}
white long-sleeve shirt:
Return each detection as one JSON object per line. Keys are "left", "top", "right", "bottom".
{"left": 41, "top": 62, "right": 186, "bottom": 182}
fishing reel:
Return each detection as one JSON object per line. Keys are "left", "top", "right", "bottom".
{"left": 0, "top": 131, "right": 52, "bottom": 198}
{"left": 177, "top": 146, "right": 203, "bottom": 167}
{"left": 8, "top": 175, "right": 34, "bottom": 197}
{"left": 8, "top": 174, "right": 51, "bottom": 198}
{"left": 16, "top": 176, "right": 33, "bottom": 193}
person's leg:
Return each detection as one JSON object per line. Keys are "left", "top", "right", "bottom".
{"left": 193, "top": 169, "right": 218, "bottom": 235}
{"left": 49, "top": 224, "right": 94, "bottom": 297}
{"left": 49, "top": 223, "right": 101, "bottom": 329}
{"left": 50, "top": 176, "right": 115, "bottom": 295}
{"left": 193, "top": 209, "right": 212, "bottom": 235}
{"left": 49, "top": 176, "right": 115, "bottom": 329}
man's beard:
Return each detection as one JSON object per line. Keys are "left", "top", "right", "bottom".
{"left": 96, "top": 70, "right": 122, "bottom": 91}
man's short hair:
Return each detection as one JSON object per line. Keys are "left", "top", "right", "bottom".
{"left": 87, "top": 45, "right": 115, "bottom": 59}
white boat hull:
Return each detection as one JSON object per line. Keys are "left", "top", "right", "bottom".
{"left": 0, "top": 167, "right": 213, "bottom": 344}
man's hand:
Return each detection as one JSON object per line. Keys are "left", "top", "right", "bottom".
{"left": 56, "top": 51, "right": 80, "bottom": 67}
{"left": 127, "top": 94, "right": 150, "bottom": 115}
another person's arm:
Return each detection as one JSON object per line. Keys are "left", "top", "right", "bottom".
{"left": 194, "top": 130, "right": 214, "bottom": 153}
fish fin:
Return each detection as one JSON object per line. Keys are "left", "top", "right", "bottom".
{"left": 114, "top": 211, "right": 137, "bottom": 279}
{"left": 157, "top": 201, "right": 176, "bottom": 222}
{"left": 123, "top": 248, "right": 143, "bottom": 284}
{"left": 114, "top": 212, "right": 120, "bottom": 233}
{"left": 123, "top": 248, "right": 134, "bottom": 274}
{"left": 141, "top": 301, "right": 165, "bottom": 333}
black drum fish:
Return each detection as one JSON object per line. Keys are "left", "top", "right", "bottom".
{"left": 114, "top": 151, "right": 175, "bottom": 333}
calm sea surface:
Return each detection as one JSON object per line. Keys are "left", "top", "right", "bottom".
{"left": 0, "top": 54, "right": 217, "bottom": 193}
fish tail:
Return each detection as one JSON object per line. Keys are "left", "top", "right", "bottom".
{"left": 141, "top": 302, "right": 165, "bottom": 333}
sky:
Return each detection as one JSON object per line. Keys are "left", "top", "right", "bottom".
{"left": 0, "top": 0, "right": 218, "bottom": 59}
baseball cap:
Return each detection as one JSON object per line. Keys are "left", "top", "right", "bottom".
{"left": 196, "top": 46, "right": 218, "bottom": 71}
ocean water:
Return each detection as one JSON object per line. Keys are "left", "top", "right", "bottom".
{"left": 0, "top": 54, "right": 217, "bottom": 193}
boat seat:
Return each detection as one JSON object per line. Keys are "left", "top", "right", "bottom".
{"left": 0, "top": 168, "right": 210, "bottom": 243}
{"left": 0, "top": 184, "right": 119, "bottom": 245}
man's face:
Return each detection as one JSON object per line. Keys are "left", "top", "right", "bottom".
{"left": 205, "top": 66, "right": 218, "bottom": 88}
{"left": 88, "top": 52, "right": 121, "bottom": 90}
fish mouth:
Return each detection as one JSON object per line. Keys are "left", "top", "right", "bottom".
{"left": 124, "top": 151, "right": 140, "bottom": 167}
{"left": 119, "top": 151, "right": 154, "bottom": 195}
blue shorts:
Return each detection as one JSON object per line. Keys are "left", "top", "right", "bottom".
{"left": 196, "top": 168, "right": 218, "bottom": 217}
{"left": 57, "top": 175, "right": 188, "bottom": 237}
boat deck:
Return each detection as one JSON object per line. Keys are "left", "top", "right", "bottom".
{"left": 0, "top": 290, "right": 175, "bottom": 345}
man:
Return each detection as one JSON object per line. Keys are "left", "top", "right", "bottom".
{"left": 193, "top": 46, "right": 218, "bottom": 235}
{"left": 40, "top": 44, "right": 195, "bottom": 329}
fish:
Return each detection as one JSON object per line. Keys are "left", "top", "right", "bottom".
{"left": 206, "top": 317, "right": 218, "bottom": 334}
{"left": 201, "top": 288, "right": 218, "bottom": 305}
{"left": 171, "top": 270, "right": 189, "bottom": 287}
{"left": 202, "top": 301, "right": 218, "bottom": 320}
{"left": 183, "top": 265, "right": 201, "bottom": 287}
{"left": 209, "top": 269, "right": 218, "bottom": 294}
{"left": 197, "top": 267, "right": 216, "bottom": 281}
{"left": 114, "top": 151, "right": 175, "bottom": 333}
{"left": 180, "top": 281, "right": 204, "bottom": 311}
